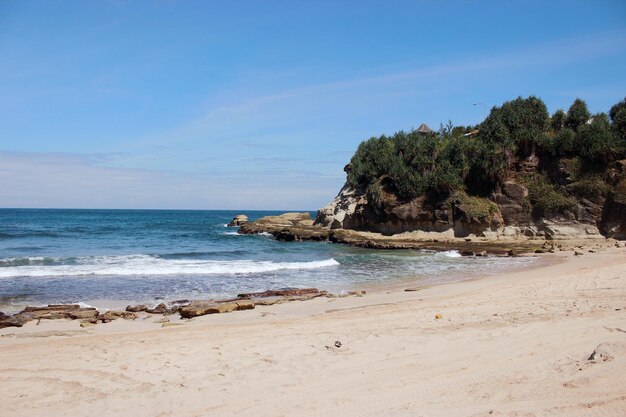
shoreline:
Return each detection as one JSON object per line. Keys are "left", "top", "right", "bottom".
{"left": 1, "top": 247, "right": 625, "bottom": 416}
{"left": 0, "top": 248, "right": 546, "bottom": 317}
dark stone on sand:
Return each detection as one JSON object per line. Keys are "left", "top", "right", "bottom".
{"left": 145, "top": 303, "right": 174, "bottom": 314}
{"left": 0, "top": 313, "right": 31, "bottom": 329}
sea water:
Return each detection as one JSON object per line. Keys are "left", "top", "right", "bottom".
{"left": 0, "top": 209, "right": 535, "bottom": 312}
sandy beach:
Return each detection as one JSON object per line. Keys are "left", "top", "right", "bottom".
{"left": 1, "top": 248, "right": 625, "bottom": 417}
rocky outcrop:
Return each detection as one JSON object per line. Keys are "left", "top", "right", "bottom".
{"left": 0, "top": 290, "right": 370, "bottom": 328}
{"left": 314, "top": 183, "right": 366, "bottom": 229}
{"left": 315, "top": 182, "right": 505, "bottom": 238}
{"left": 239, "top": 212, "right": 327, "bottom": 241}
{"left": 0, "top": 304, "right": 138, "bottom": 329}
{"left": 228, "top": 214, "right": 248, "bottom": 227}
{"left": 314, "top": 173, "right": 622, "bottom": 241}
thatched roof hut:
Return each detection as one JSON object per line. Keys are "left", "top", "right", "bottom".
{"left": 416, "top": 123, "right": 432, "bottom": 134}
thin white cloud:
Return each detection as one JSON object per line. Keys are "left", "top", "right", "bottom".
{"left": 128, "top": 29, "right": 626, "bottom": 151}
{"left": 0, "top": 151, "right": 340, "bottom": 210}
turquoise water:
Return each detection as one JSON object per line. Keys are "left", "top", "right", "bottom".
{"left": 0, "top": 209, "right": 535, "bottom": 312}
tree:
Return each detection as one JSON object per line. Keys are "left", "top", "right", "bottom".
{"left": 577, "top": 113, "right": 620, "bottom": 164}
{"left": 550, "top": 109, "right": 566, "bottom": 133}
{"left": 565, "top": 98, "right": 590, "bottom": 131}
{"left": 609, "top": 98, "right": 626, "bottom": 140}
{"left": 348, "top": 136, "right": 396, "bottom": 188}
{"left": 478, "top": 96, "right": 549, "bottom": 158}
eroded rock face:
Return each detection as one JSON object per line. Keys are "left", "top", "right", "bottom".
{"left": 315, "top": 182, "right": 503, "bottom": 238}
{"left": 313, "top": 173, "right": 619, "bottom": 240}
{"left": 228, "top": 214, "right": 248, "bottom": 227}
{"left": 314, "top": 184, "right": 367, "bottom": 229}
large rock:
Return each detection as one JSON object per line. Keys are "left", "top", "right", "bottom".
{"left": 237, "top": 288, "right": 323, "bottom": 298}
{"left": 315, "top": 183, "right": 366, "bottom": 229}
{"left": 179, "top": 300, "right": 255, "bottom": 318}
{"left": 228, "top": 214, "right": 248, "bottom": 227}
{"left": 21, "top": 305, "right": 99, "bottom": 320}
{"left": 600, "top": 198, "right": 626, "bottom": 239}
{"left": 316, "top": 181, "right": 503, "bottom": 237}
{"left": 0, "top": 313, "right": 31, "bottom": 329}
{"left": 0, "top": 305, "right": 99, "bottom": 328}
{"left": 98, "top": 310, "right": 137, "bottom": 323}
{"left": 239, "top": 212, "right": 329, "bottom": 241}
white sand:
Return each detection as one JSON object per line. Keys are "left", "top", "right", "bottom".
{"left": 1, "top": 248, "right": 625, "bottom": 417}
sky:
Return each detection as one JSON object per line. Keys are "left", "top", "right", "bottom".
{"left": 1, "top": 0, "right": 626, "bottom": 210}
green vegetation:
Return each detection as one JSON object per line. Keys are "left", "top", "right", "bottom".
{"left": 520, "top": 174, "right": 577, "bottom": 214}
{"left": 347, "top": 96, "right": 626, "bottom": 216}
{"left": 448, "top": 191, "right": 498, "bottom": 220}
{"left": 567, "top": 176, "right": 610, "bottom": 202}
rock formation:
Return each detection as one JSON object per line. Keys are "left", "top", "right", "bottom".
{"left": 228, "top": 214, "right": 248, "bottom": 227}
{"left": 314, "top": 166, "right": 626, "bottom": 241}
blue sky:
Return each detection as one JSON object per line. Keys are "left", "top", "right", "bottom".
{"left": 1, "top": 0, "right": 626, "bottom": 210}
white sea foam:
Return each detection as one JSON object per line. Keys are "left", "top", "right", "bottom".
{"left": 222, "top": 231, "right": 240, "bottom": 236}
{"left": 0, "top": 255, "right": 340, "bottom": 278}
{"left": 436, "top": 250, "right": 462, "bottom": 258}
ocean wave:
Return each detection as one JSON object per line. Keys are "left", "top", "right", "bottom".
{"left": 0, "top": 231, "right": 60, "bottom": 240}
{"left": 436, "top": 250, "right": 462, "bottom": 258}
{"left": 0, "top": 255, "right": 340, "bottom": 278}
{"left": 156, "top": 250, "right": 251, "bottom": 259}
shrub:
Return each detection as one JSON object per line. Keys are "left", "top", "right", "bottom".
{"left": 565, "top": 98, "right": 591, "bottom": 131}
{"left": 567, "top": 176, "right": 610, "bottom": 202}
{"left": 521, "top": 174, "right": 577, "bottom": 215}
{"left": 550, "top": 109, "right": 566, "bottom": 133}
{"left": 348, "top": 136, "right": 396, "bottom": 187}
{"left": 479, "top": 96, "right": 549, "bottom": 158}
{"left": 449, "top": 191, "right": 498, "bottom": 220}
{"left": 576, "top": 113, "right": 622, "bottom": 164}
{"left": 609, "top": 97, "right": 626, "bottom": 140}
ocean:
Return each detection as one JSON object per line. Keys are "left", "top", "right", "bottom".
{"left": 0, "top": 209, "right": 536, "bottom": 312}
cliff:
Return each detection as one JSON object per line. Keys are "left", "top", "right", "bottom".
{"left": 315, "top": 96, "right": 626, "bottom": 241}
{"left": 242, "top": 96, "right": 625, "bottom": 250}
{"left": 315, "top": 158, "right": 626, "bottom": 241}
